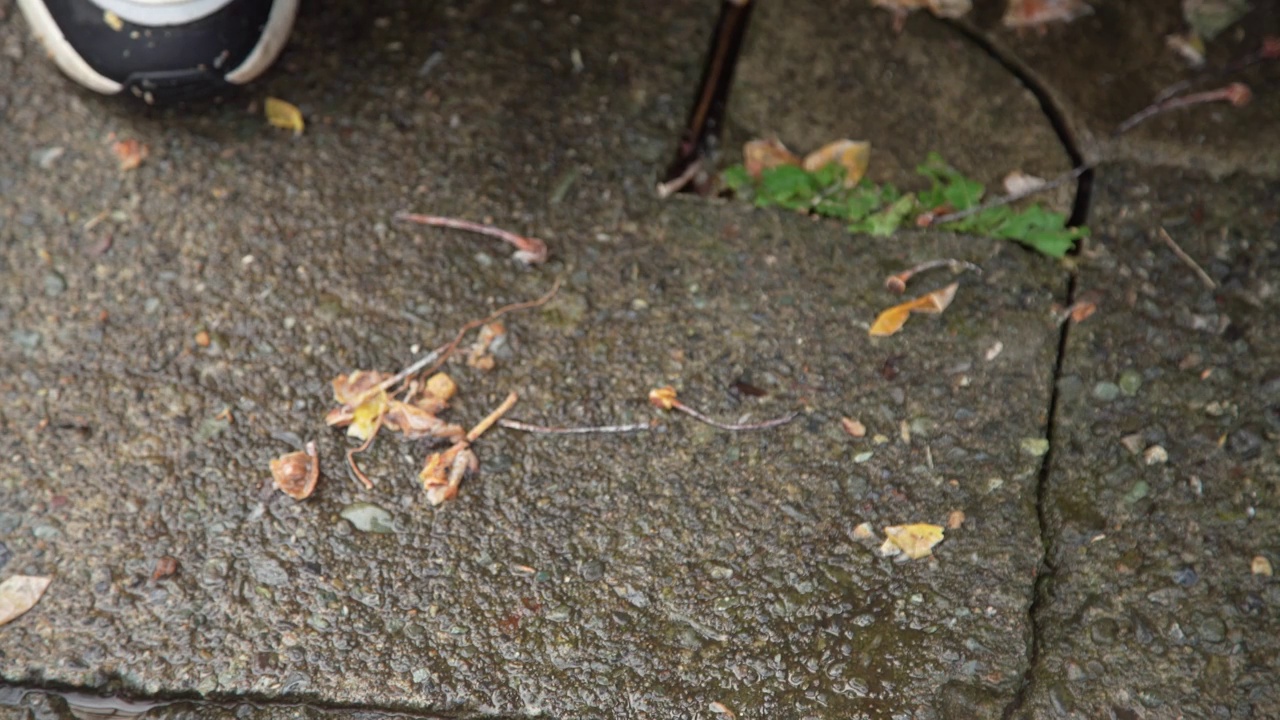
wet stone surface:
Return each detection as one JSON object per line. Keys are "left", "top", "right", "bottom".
{"left": 1020, "top": 165, "right": 1280, "bottom": 719}
{"left": 0, "top": 0, "right": 1063, "bottom": 717}
{"left": 2, "top": 0, "right": 1278, "bottom": 718}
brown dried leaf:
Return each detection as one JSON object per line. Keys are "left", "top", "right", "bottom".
{"left": 113, "top": 139, "right": 149, "bottom": 171}
{"left": 151, "top": 556, "right": 179, "bottom": 581}
{"left": 384, "top": 401, "right": 466, "bottom": 441}
{"left": 270, "top": 441, "right": 320, "bottom": 500}
{"left": 743, "top": 138, "right": 801, "bottom": 179}
{"left": 648, "top": 386, "right": 679, "bottom": 410}
{"left": 1002, "top": 0, "right": 1093, "bottom": 29}
{"left": 0, "top": 575, "right": 53, "bottom": 627}
{"left": 328, "top": 371, "right": 392, "bottom": 439}
{"left": 802, "top": 140, "right": 871, "bottom": 188}
{"left": 421, "top": 444, "right": 479, "bottom": 506}
{"left": 466, "top": 322, "right": 507, "bottom": 370}
{"left": 869, "top": 282, "right": 960, "bottom": 337}
{"left": 331, "top": 370, "right": 393, "bottom": 407}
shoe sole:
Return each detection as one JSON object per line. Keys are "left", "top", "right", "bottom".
{"left": 17, "top": 0, "right": 299, "bottom": 100}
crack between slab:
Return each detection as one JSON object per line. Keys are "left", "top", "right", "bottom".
{"left": 942, "top": 20, "right": 1093, "bottom": 228}
{"left": 0, "top": 683, "right": 514, "bottom": 720}
{"left": 999, "top": 271, "right": 1077, "bottom": 720}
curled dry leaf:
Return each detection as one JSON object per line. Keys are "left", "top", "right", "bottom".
{"left": 152, "top": 556, "right": 180, "bottom": 581}
{"left": 1252, "top": 555, "right": 1273, "bottom": 577}
{"left": 113, "top": 139, "right": 149, "bottom": 171}
{"left": 869, "top": 282, "right": 959, "bottom": 337}
{"left": 802, "top": 140, "right": 871, "bottom": 188}
{"left": 466, "top": 321, "right": 507, "bottom": 370}
{"left": 421, "top": 443, "right": 480, "bottom": 506}
{"left": 270, "top": 441, "right": 320, "bottom": 500}
{"left": 841, "top": 417, "right": 867, "bottom": 438}
{"left": 265, "top": 97, "right": 305, "bottom": 136}
{"left": 1002, "top": 0, "right": 1093, "bottom": 28}
{"left": 384, "top": 401, "right": 465, "bottom": 442}
{"left": 648, "top": 386, "right": 679, "bottom": 410}
{"left": 1002, "top": 170, "right": 1046, "bottom": 196}
{"left": 0, "top": 575, "right": 53, "bottom": 627}
{"left": 743, "top": 138, "right": 801, "bottom": 179}
{"left": 327, "top": 371, "right": 393, "bottom": 440}
{"left": 882, "top": 523, "right": 945, "bottom": 559}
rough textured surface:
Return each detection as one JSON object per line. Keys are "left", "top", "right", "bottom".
{"left": 1015, "top": 165, "right": 1280, "bottom": 719}
{"left": 1, "top": 0, "right": 1278, "bottom": 718}
{"left": 962, "top": 0, "right": 1280, "bottom": 177}
{"left": 729, "top": 0, "right": 1073, "bottom": 197}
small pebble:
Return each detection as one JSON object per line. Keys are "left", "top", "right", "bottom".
{"left": 1118, "top": 370, "right": 1143, "bottom": 396}
{"left": 1092, "top": 382, "right": 1120, "bottom": 402}
{"left": 1021, "top": 438, "right": 1050, "bottom": 457}
{"left": 1119, "top": 434, "right": 1144, "bottom": 455}
{"left": 1143, "top": 445, "right": 1168, "bottom": 465}
{"left": 1252, "top": 555, "right": 1273, "bottom": 577}
{"left": 42, "top": 271, "right": 67, "bottom": 296}
{"left": 339, "top": 503, "right": 395, "bottom": 534}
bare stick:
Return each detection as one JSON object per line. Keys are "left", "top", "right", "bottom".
{"left": 884, "top": 259, "right": 982, "bottom": 293}
{"left": 467, "top": 391, "right": 519, "bottom": 442}
{"left": 345, "top": 414, "right": 383, "bottom": 490}
{"left": 395, "top": 213, "right": 549, "bottom": 265}
{"left": 498, "top": 418, "right": 654, "bottom": 434}
{"left": 1115, "top": 82, "right": 1251, "bottom": 136}
{"left": 357, "top": 276, "right": 563, "bottom": 405}
{"left": 672, "top": 402, "right": 798, "bottom": 431}
{"left": 656, "top": 159, "right": 703, "bottom": 198}
{"left": 1155, "top": 37, "right": 1280, "bottom": 102}
{"left": 1157, "top": 227, "right": 1217, "bottom": 290}
{"left": 927, "top": 166, "right": 1089, "bottom": 226}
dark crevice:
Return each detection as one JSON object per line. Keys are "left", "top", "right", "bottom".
{"left": 0, "top": 683, "right": 500, "bottom": 720}
{"left": 1000, "top": 268, "right": 1077, "bottom": 720}
{"left": 942, "top": 20, "right": 1093, "bottom": 228}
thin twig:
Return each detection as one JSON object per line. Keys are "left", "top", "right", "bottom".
{"left": 357, "top": 276, "right": 563, "bottom": 406}
{"left": 1155, "top": 36, "right": 1280, "bottom": 102}
{"left": 672, "top": 402, "right": 798, "bottom": 431}
{"left": 927, "top": 166, "right": 1090, "bottom": 226}
{"left": 1115, "top": 82, "right": 1251, "bottom": 136}
{"left": 345, "top": 414, "right": 383, "bottom": 490}
{"left": 656, "top": 159, "right": 703, "bottom": 198}
{"left": 1157, "top": 226, "right": 1217, "bottom": 290}
{"left": 467, "top": 391, "right": 519, "bottom": 442}
{"left": 395, "top": 213, "right": 549, "bottom": 265}
{"left": 884, "top": 259, "right": 983, "bottom": 293}
{"left": 498, "top": 418, "right": 654, "bottom": 434}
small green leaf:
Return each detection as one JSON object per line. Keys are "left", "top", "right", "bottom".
{"left": 720, "top": 164, "right": 752, "bottom": 194}
{"left": 850, "top": 194, "right": 917, "bottom": 236}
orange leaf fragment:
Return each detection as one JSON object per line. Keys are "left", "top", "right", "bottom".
{"left": 743, "top": 138, "right": 801, "bottom": 179}
{"left": 802, "top": 140, "right": 871, "bottom": 188}
{"left": 466, "top": 321, "right": 507, "bottom": 370}
{"left": 841, "top": 417, "right": 867, "bottom": 438}
{"left": 869, "top": 282, "right": 959, "bottom": 337}
{"left": 326, "top": 371, "right": 393, "bottom": 440}
{"left": 1002, "top": 0, "right": 1092, "bottom": 28}
{"left": 113, "top": 139, "right": 149, "bottom": 171}
{"left": 384, "top": 401, "right": 465, "bottom": 442}
{"left": 270, "top": 441, "right": 320, "bottom": 500}
{"left": 648, "top": 386, "right": 679, "bottom": 410}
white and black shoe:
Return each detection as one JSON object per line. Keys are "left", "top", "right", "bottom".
{"left": 17, "top": 0, "right": 299, "bottom": 103}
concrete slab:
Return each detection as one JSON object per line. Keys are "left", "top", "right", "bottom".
{"left": 1, "top": 0, "right": 1067, "bottom": 718}
{"left": 961, "top": 0, "right": 1280, "bottom": 177}
{"left": 1015, "top": 165, "right": 1280, "bottom": 718}
{"left": 729, "top": 0, "right": 1074, "bottom": 198}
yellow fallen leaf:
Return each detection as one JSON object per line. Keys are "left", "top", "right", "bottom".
{"left": 0, "top": 575, "right": 53, "bottom": 627}
{"left": 348, "top": 392, "right": 388, "bottom": 440}
{"left": 1253, "top": 555, "right": 1273, "bottom": 577}
{"left": 802, "top": 140, "right": 871, "bottom": 188}
{"left": 883, "top": 523, "right": 945, "bottom": 559}
{"left": 743, "top": 138, "right": 801, "bottom": 179}
{"left": 265, "top": 97, "right": 305, "bottom": 136}
{"left": 869, "top": 282, "right": 960, "bottom": 337}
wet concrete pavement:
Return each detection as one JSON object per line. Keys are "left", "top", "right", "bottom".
{"left": 1, "top": 0, "right": 1277, "bottom": 718}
